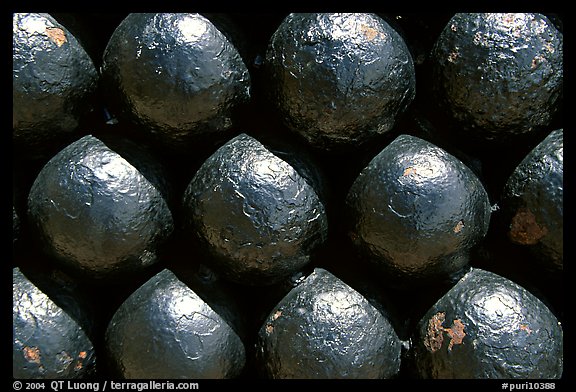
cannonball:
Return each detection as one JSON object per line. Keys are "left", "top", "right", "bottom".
{"left": 413, "top": 268, "right": 563, "bottom": 378}
{"left": 346, "top": 134, "right": 491, "bottom": 286}
{"left": 256, "top": 268, "right": 402, "bottom": 379}
{"left": 182, "top": 133, "right": 328, "bottom": 286}
{"left": 105, "top": 268, "right": 246, "bottom": 379}
{"left": 501, "top": 129, "right": 563, "bottom": 272}
{"left": 431, "top": 13, "right": 563, "bottom": 143}
{"left": 13, "top": 13, "right": 98, "bottom": 158}
{"left": 101, "top": 13, "right": 251, "bottom": 147}
{"left": 13, "top": 267, "right": 96, "bottom": 378}
{"left": 265, "top": 12, "right": 416, "bottom": 151}
{"left": 26, "top": 134, "right": 174, "bottom": 279}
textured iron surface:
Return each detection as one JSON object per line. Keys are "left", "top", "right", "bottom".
{"left": 105, "top": 269, "right": 246, "bottom": 379}
{"left": 13, "top": 268, "right": 96, "bottom": 379}
{"left": 502, "top": 129, "right": 563, "bottom": 271}
{"left": 431, "top": 13, "right": 563, "bottom": 142}
{"left": 414, "top": 268, "right": 563, "bottom": 379}
{"left": 265, "top": 13, "right": 416, "bottom": 150}
{"left": 27, "top": 135, "right": 174, "bottom": 279}
{"left": 182, "top": 133, "right": 328, "bottom": 286}
{"left": 101, "top": 13, "right": 250, "bottom": 145}
{"left": 346, "top": 134, "right": 491, "bottom": 284}
{"left": 256, "top": 268, "right": 401, "bottom": 379}
{"left": 13, "top": 13, "right": 98, "bottom": 155}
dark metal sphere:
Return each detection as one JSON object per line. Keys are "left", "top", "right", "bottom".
{"left": 346, "top": 134, "right": 491, "bottom": 285}
{"left": 13, "top": 13, "right": 98, "bottom": 157}
{"left": 431, "top": 13, "right": 563, "bottom": 142}
{"left": 26, "top": 135, "right": 174, "bottom": 279}
{"left": 502, "top": 129, "right": 563, "bottom": 272}
{"left": 256, "top": 268, "right": 402, "bottom": 379}
{"left": 414, "top": 268, "right": 563, "bottom": 378}
{"left": 101, "top": 13, "right": 251, "bottom": 145}
{"left": 266, "top": 13, "right": 416, "bottom": 150}
{"left": 13, "top": 267, "right": 96, "bottom": 379}
{"left": 182, "top": 133, "right": 328, "bottom": 286}
{"left": 105, "top": 269, "right": 246, "bottom": 379}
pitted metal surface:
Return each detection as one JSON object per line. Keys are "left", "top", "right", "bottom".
{"left": 13, "top": 13, "right": 98, "bottom": 156}
{"left": 265, "top": 13, "right": 416, "bottom": 150}
{"left": 502, "top": 129, "right": 563, "bottom": 271}
{"left": 101, "top": 13, "right": 251, "bottom": 145}
{"left": 105, "top": 269, "right": 246, "bottom": 379}
{"left": 256, "top": 268, "right": 401, "bottom": 379}
{"left": 431, "top": 13, "right": 563, "bottom": 141}
{"left": 346, "top": 134, "right": 491, "bottom": 284}
{"left": 13, "top": 268, "right": 96, "bottom": 379}
{"left": 414, "top": 268, "right": 563, "bottom": 379}
{"left": 183, "top": 133, "right": 328, "bottom": 286}
{"left": 27, "top": 135, "right": 174, "bottom": 279}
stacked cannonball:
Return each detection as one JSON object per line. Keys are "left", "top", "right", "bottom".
{"left": 13, "top": 12, "right": 563, "bottom": 380}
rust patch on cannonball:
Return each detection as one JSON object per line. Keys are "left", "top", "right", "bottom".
{"left": 23, "top": 346, "right": 42, "bottom": 364}
{"left": 45, "top": 27, "right": 67, "bottom": 47}
{"left": 360, "top": 24, "right": 380, "bottom": 41}
{"left": 403, "top": 167, "right": 416, "bottom": 176}
{"left": 272, "top": 310, "right": 282, "bottom": 320}
{"left": 446, "top": 319, "right": 466, "bottom": 350}
{"left": 424, "top": 312, "right": 467, "bottom": 352}
{"left": 265, "top": 324, "right": 274, "bottom": 334}
{"left": 509, "top": 208, "right": 548, "bottom": 245}
{"left": 520, "top": 324, "right": 532, "bottom": 335}
{"left": 454, "top": 221, "right": 465, "bottom": 233}
{"left": 424, "top": 312, "right": 446, "bottom": 353}
{"left": 75, "top": 351, "right": 88, "bottom": 370}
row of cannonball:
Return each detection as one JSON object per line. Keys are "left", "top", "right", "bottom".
{"left": 13, "top": 12, "right": 563, "bottom": 379}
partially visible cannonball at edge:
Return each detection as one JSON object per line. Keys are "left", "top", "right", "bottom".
{"left": 26, "top": 135, "right": 174, "bottom": 279}
{"left": 13, "top": 267, "right": 96, "bottom": 379}
{"left": 182, "top": 133, "right": 328, "bottom": 286}
{"left": 265, "top": 12, "right": 416, "bottom": 150}
{"left": 101, "top": 13, "right": 251, "bottom": 146}
{"left": 13, "top": 13, "right": 98, "bottom": 157}
{"left": 501, "top": 128, "right": 563, "bottom": 272}
{"left": 431, "top": 13, "right": 563, "bottom": 143}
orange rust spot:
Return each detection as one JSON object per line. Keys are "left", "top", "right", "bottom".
{"left": 450, "top": 23, "right": 457, "bottom": 32}
{"left": 424, "top": 312, "right": 445, "bottom": 353}
{"left": 448, "top": 50, "right": 459, "bottom": 63}
{"left": 503, "top": 13, "right": 516, "bottom": 24}
{"left": 45, "top": 27, "right": 67, "bottom": 47}
{"left": 424, "top": 312, "right": 466, "bottom": 352}
{"left": 272, "top": 310, "right": 282, "bottom": 320}
{"left": 509, "top": 208, "right": 548, "bottom": 245}
{"left": 403, "top": 167, "right": 416, "bottom": 176}
{"left": 360, "top": 24, "right": 380, "bottom": 41}
{"left": 74, "top": 351, "right": 87, "bottom": 370}
{"left": 520, "top": 324, "right": 532, "bottom": 335}
{"left": 446, "top": 319, "right": 466, "bottom": 350}
{"left": 453, "top": 221, "right": 465, "bottom": 233}
{"left": 265, "top": 324, "right": 274, "bottom": 334}
{"left": 23, "top": 346, "right": 41, "bottom": 364}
